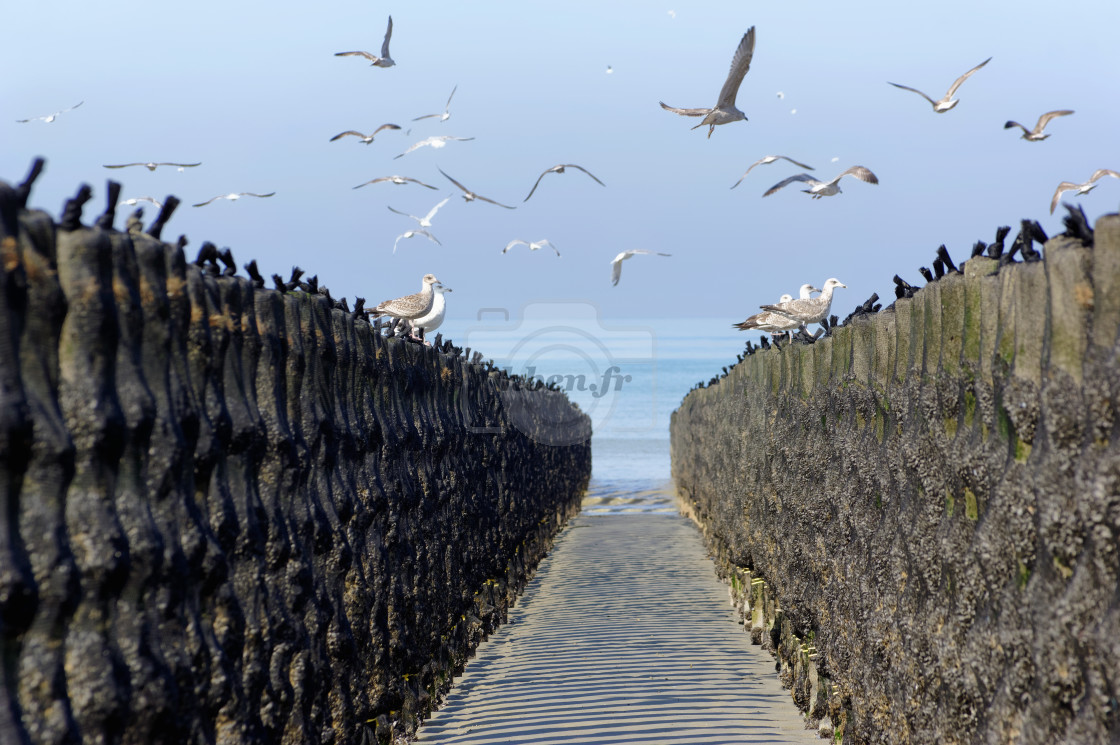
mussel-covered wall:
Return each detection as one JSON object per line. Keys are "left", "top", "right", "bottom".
{"left": 672, "top": 213, "right": 1120, "bottom": 744}
{"left": 0, "top": 170, "right": 591, "bottom": 745}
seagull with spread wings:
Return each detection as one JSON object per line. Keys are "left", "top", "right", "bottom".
{"left": 887, "top": 57, "right": 991, "bottom": 113}
{"left": 393, "top": 230, "right": 441, "bottom": 254}
{"left": 192, "top": 192, "right": 276, "bottom": 207}
{"left": 330, "top": 123, "right": 401, "bottom": 144}
{"left": 503, "top": 239, "right": 560, "bottom": 257}
{"left": 660, "top": 26, "right": 755, "bottom": 138}
{"left": 17, "top": 101, "right": 83, "bottom": 123}
{"left": 1004, "top": 110, "right": 1074, "bottom": 141}
{"left": 439, "top": 168, "right": 516, "bottom": 209}
{"left": 413, "top": 86, "right": 458, "bottom": 122}
{"left": 730, "top": 155, "right": 815, "bottom": 189}
{"left": 335, "top": 15, "right": 395, "bottom": 68}
{"left": 121, "top": 196, "right": 163, "bottom": 209}
{"left": 763, "top": 166, "right": 878, "bottom": 199}
{"left": 1050, "top": 169, "right": 1120, "bottom": 213}
{"left": 388, "top": 197, "right": 450, "bottom": 229}
{"left": 353, "top": 175, "right": 438, "bottom": 190}
{"left": 103, "top": 161, "right": 201, "bottom": 171}
{"left": 394, "top": 135, "right": 474, "bottom": 159}
{"left": 610, "top": 250, "right": 671, "bottom": 286}
{"left": 523, "top": 164, "right": 605, "bottom": 202}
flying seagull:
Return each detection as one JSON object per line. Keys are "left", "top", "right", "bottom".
{"left": 660, "top": 26, "right": 755, "bottom": 138}
{"left": 121, "top": 196, "right": 163, "bottom": 209}
{"left": 192, "top": 192, "right": 276, "bottom": 207}
{"left": 523, "top": 164, "right": 606, "bottom": 202}
{"left": 730, "top": 155, "right": 815, "bottom": 189}
{"left": 763, "top": 165, "right": 878, "bottom": 199}
{"left": 438, "top": 168, "right": 516, "bottom": 209}
{"left": 887, "top": 57, "right": 991, "bottom": 113}
{"left": 413, "top": 85, "right": 458, "bottom": 122}
{"left": 759, "top": 278, "right": 846, "bottom": 328}
{"left": 394, "top": 135, "right": 474, "bottom": 159}
{"left": 330, "top": 123, "right": 401, "bottom": 144}
{"left": 388, "top": 197, "right": 450, "bottom": 229}
{"left": 368, "top": 274, "right": 441, "bottom": 341}
{"left": 393, "top": 229, "right": 441, "bottom": 254}
{"left": 335, "top": 15, "right": 395, "bottom": 68}
{"left": 610, "top": 249, "right": 671, "bottom": 286}
{"left": 16, "top": 101, "right": 83, "bottom": 123}
{"left": 353, "top": 175, "right": 438, "bottom": 190}
{"left": 1050, "top": 169, "right": 1120, "bottom": 214}
{"left": 503, "top": 239, "right": 560, "bottom": 256}
{"left": 1004, "top": 110, "right": 1074, "bottom": 141}
{"left": 103, "top": 161, "right": 201, "bottom": 171}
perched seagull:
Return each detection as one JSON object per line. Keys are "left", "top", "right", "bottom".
{"left": 394, "top": 135, "right": 474, "bottom": 159}
{"left": 335, "top": 15, "right": 395, "bottom": 68}
{"left": 734, "top": 284, "right": 818, "bottom": 337}
{"left": 192, "top": 192, "right": 276, "bottom": 207}
{"left": 393, "top": 229, "right": 441, "bottom": 254}
{"left": 660, "top": 26, "right": 755, "bottom": 138}
{"left": 413, "top": 86, "right": 458, "bottom": 122}
{"left": 121, "top": 196, "right": 163, "bottom": 209}
{"left": 759, "top": 278, "right": 846, "bottom": 328}
{"left": 887, "top": 57, "right": 991, "bottom": 113}
{"left": 353, "top": 175, "right": 438, "bottom": 190}
{"left": 610, "top": 249, "right": 671, "bottom": 286}
{"left": 408, "top": 281, "right": 452, "bottom": 341}
{"left": 368, "top": 274, "right": 441, "bottom": 340}
{"left": 730, "top": 155, "right": 815, "bottom": 189}
{"left": 103, "top": 161, "right": 201, "bottom": 171}
{"left": 1050, "top": 169, "right": 1120, "bottom": 214}
{"left": 763, "top": 166, "right": 878, "bottom": 199}
{"left": 388, "top": 197, "right": 450, "bottom": 229}
{"left": 330, "top": 123, "right": 401, "bottom": 144}
{"left": 438, "top": 168, "right": 516, "bottom": 209}
{"left": 503, "top": 239, "right": 560, "bottom": 257}
{"left": 16, "top": 101, "right": 83, "bottom": 123}
{"left": 1004, "top": 110, "right": 1074, "bottom": 141}
{"left": 523, "top": 164, "right": 606, "bottom": 202}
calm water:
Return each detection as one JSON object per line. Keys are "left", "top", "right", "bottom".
{"left": 441, "top": 312, "right": 744, "bottom": 514}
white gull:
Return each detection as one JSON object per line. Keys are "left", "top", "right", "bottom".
{"left": 394, "top": 135, "right": 474, "bottom": 159}
{"left": 388, "top": 197, "right": 450, "bottom": 229}
{"left": 730, "top": 155, "right": 815, "bottom": 189}
{"left": 610, "top": 250, "right": 671, "bottom": 286}
{"left": 888, "top": 57, "right": 991, "bottom": 113}
{"left": 503, "top": 239, "right": 560, "bottom": 257}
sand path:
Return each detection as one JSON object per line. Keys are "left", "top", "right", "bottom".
{"left": 415, "top": 511, "right": 818, "bottom": 744}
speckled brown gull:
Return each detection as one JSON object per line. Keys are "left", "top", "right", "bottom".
{"left": 523, "top": 164, "right": 606, "bottom": 202}
{"left": 330, "top": 124, "right": 401, "bottom": 144}
{"left": 353, "top": 175, "right": 438, "bottom": 190}
{"left": 335, "top": 15, "right": 395, "bottom": 68}
{"left": 660, "top": 26, "right": 755, "bottom": 138}
{"left": 388, "top": 197, "right": 450, "bottom": 229}
{"left": 503, "top": 239, "right": 560, "bottom": 257}
{"left": 16, "top": 101, "right": 83, "bottom": 123}
{"left": 1050, "top": 169, "right": 1120, "bottom": 213}
{"left": 394, "top": 135, "right": 475, "bottom": 159}
{"left": 439, "top": 168, "right": 516, "bottom": 209}
{"left": 103, "top": 161, "right": 202, "bottom": 171}
{"left": 192, "top": 192, "right": 276, "bottom": 207}
{"left": 369, "top": 273, "right": 440, "bottom": 321}
{"left": 610, "top": 250, "right": 671, "bottom": 286}
{"left": 763, "top": 166, "right": 878, "bottom": 199}
{"left": 730, "top": 155, "right": 815, "bottom": 189}
{"left": 413, "top": 86, "right": 458, "bottom": 122}
{"left": 888, "top": 57, "right": 991, "bottom": 113}
{"left": 759, "top": 278, "right": 845, "bottom": 326}
{"left": 1004, "top": 110, "right": 1074, "bottom": 141}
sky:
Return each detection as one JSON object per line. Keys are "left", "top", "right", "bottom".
{"left": 5, "top": 0, "right": 1120, "bottom": 333}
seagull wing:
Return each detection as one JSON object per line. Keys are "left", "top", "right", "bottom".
{"left": 730, "top": 158, "right": 765, "bottom": 189}
{"left": 523, "top": 171, "right": 550, "bottom": 201}
{"left": 387, "top": 205, "right": 419, "bottom": 222}
{"left": 887, "top": 82, "right": 938, "bottom": 107}
{"left": 659, "top": 101, "right": 709, "bottom": 117}
{"left": 944, "top": 56, "right": 991, "bottom": 98}
{"left": 1050, "top": 182, "right": 1079, "bottom": 214}
{"left": 163, "top": 162, "right": 201, "bottom": 168}
{"left": 353, "top": 178, "right": 389, "bottom": 189}
{"left": 564, "top": 164, "right": 606, "bottom": 187}
{"left": 103, "top": 163, "right": 145, "bottom": 169}
{"left": 1036, "top": 109, "right": 1074, "bottom": 131}
{"left": 381, "top": 15, "right": 393, "bottom": 59}
{"left": 407, "top": 177, "right": 439, "bottom": 190}
{"left": 715, "top": 26, "right": 756, "bottom": 110}
{"left": 834, "top": 166, "right": 878, "bottom": 186}
{"left": 374, "top": 123, "right": 402, "bottom": 135}
{"left": 610, "top": 256, "right": 625, "bottom": 286}
{"left": 1003, "top": 120, "right": 1029, "bottom": 134}
{"left": 445, "top": 85, "right": 458, "bottom": 108}
{"left": 331, "top": 131, "right": 365, "bottom": 141}
{"left": 1089, "top": 169, "right": 1120, "bottom": 183}
{"left": 503, "top": 239, "right": 528, "bottom": 254}
{"left": 423, "top": 197, "right": 451, "bottom": 223}
{"left": 536, "top": 240, "right": 561, "bottom": 256}
{"left": 474, "top": 193, "right": 517, "bottom": 209}
{"left": 437, "top": 167, "right": 471, "bottom": 196}
{"left": 336, "top": 51, "right": 378, "bottom": 61}
{"left": 777, "top": 155, "right": 815, "bottom": 170}
{"left": 192, "top": 195, "right": 223, "bottom": 207}
{"left": 241, "top": 192, "right": 276, "bottom": 198}
{"left": 763, "top": 173, "right": 816, "bottom": 197}
{"left": 412, "top": 112, "right": 439, "bottom": 121}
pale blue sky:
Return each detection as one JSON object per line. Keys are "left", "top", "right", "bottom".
{"left": 5, "top": 0, "right": 1119, "bottom": 326}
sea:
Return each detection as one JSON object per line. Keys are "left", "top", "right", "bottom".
{"left": 439, "top": 309, "right": 746, "bottom": 516}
